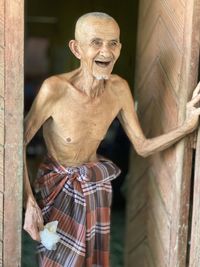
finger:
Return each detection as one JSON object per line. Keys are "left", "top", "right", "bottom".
{"left": 195, "top": 108, "right": 200, "bottom": 115}
{"left": 37, "top": 219, "right": 44, "bottom": 231}
{"left": 30, "top": 230, "right": 40, "bottom": 241}
{"left": 23, "top": 215, "right": 41, "bottom": 238}
{"left": 23, "top": 224, "right": 41, "bottom": 241}
{"left": 192, "top": 82, "right": 200, "bottom": 97}
{"left": 193, "top": 82, "right": 200, "bottom": 97}
{"left": 32, "top": 230, "right": 41, "bottom": 242}
{"left": 190, "top": 108, "right": 200, "bottom": 117}
{"left": 188, "top": 93, "right": 200, "bottom": 106}
{"left": 36, "top": 210, "right": 44, "bottom": 231}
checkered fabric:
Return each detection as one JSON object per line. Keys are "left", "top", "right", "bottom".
{"left": 35, "top": 155, "right": 120, "bottom": 267}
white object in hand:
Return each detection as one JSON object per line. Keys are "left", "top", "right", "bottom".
{"left": 39, "top": 220, "right": 60, "bottom": 250}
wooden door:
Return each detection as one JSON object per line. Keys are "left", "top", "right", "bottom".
{"left": 0, "top": 0, "right": 24, "bottom": 266}
{"left": 125, "top": 0, "right": 200, "bottom": 266}
{"left": 189, "top": 127, "right": 200, "bottom": 267}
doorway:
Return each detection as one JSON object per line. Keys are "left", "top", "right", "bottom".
{"left": 22, "top": 1, "right": 139, "bottom": 266}
{"left": 2, "top": 0, "right": 200, "bottom": 266}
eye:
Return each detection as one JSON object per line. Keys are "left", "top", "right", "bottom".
{"left": 91, "top": 39, "right": 103, "bottom": 48}
{"left": 109, "top": 41, "right": 119, "bottom": 48}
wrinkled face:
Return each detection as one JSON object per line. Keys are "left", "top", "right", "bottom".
{"left": 76, "top": 18, "right": 121, "bottom": 80}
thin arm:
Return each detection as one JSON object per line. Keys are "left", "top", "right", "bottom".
{"left": 118, "top": 79, "right": 200, "bottom": 157}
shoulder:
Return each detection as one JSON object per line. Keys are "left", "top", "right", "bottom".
{"left": 39, "top": 73, "right": 72, "bottom": 100}
{"left": 109, "top": 74, "right": 133, "bottom": 98}
{"left": 42, "top": 74, "right": 67, "bottom": 93}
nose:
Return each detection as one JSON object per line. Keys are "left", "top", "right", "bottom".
{"left": 99, "top": 43, "right": 111, "bottom": 57}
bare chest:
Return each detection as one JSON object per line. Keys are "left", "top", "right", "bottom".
{"left": 46, "top": 91, "right": 120, "bottom": 143}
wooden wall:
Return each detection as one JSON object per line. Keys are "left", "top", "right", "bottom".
{"left": 0, "top": 0, "right": 4, "bottom": 265}
{"left": 125, "top": 0, "right": 200, "bottom": 266}
{"left": 4, "top": 0, "right": 200, "bottom": 266}
{"left": 190, "top": 126, "right": 200, "bottom": 267}
{"left": 0, "top": 0, "right": 24, "bottom": 266}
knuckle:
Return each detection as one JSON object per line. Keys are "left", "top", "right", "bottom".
{"left": 186, "top": 104, "right": 191, "bottom": 109}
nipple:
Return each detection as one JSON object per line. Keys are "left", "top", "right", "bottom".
{"left": 66, "top": 137, "right": 71, "bottom": 143}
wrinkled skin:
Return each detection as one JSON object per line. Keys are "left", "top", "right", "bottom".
{"left": 23, "top": 15, "right": 200, "bottom": 241}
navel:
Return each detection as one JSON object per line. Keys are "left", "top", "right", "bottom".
{"left": 66, "top": 137, "right": 72, "bottom": 143}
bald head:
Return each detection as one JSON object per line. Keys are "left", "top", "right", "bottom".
{"left": 75, "top": 12, "right": 120, "bottom": 41}
{"left": 69, "top": 12, "right": 121, "bottom": 80}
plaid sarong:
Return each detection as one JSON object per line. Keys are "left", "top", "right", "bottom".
{"left": 35, "top": 155, "right": 121, "bottom": 267}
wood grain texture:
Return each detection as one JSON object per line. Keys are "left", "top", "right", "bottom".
{"left": 0, "top": 0, "right": 4, "bottom": 265}
{"left": 4, "top": 0, "right": 24, "bottom": 266}
{"left": 0, "top": 47, "right": 4, "bottom": 98}
{"left": 189, "top": 127, "right": 200, "bottom": 267}
{"left": 188, "top": 4, "right": 200, "bottom": 261}
{"left": 0, "top": 96, "right": 4, "bottom": 193}
{"left": 125, "top": 0, "right": 200, "bottom": 266}
{"left": 0, "top": 0, "right": 4, "bottom": 47}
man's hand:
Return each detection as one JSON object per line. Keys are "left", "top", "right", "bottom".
{"left": 23, "top": 197, "right": 44, "bottom": 241}
{"left": 185, "top": 82, "right": 200, "bottom": 133}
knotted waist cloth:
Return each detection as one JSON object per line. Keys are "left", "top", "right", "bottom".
{"left": 35, "top": 155, "right": 121, "bottom": 267}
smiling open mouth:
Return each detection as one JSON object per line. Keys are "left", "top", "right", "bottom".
{"left": 95, "top": 60, "right": 111, "bottom": 67}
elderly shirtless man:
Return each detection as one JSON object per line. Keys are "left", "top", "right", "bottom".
{"left": 24, "top": 12, "right": 200, "bottom": 267}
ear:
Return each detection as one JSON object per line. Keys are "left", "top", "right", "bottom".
{"left": 68, "top": 40, "right": 81, "bottom": 59}
{"left": 118, "top": 42, "right": 122, "bottom": 52}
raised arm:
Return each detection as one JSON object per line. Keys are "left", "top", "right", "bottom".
{"left": 23, "top": 78, "right": 57, "bottom": 240}
{"left": 117, "top": 79, "right": 200, "bottom": 157}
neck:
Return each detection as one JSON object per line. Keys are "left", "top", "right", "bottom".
{"left": 73, "top": 67, "right": 107, "bottom": 98}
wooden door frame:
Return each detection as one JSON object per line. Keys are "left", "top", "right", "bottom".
{"left": 169, "top": 0, "right": 200, "bottom": 266}
{"left": 125, "top": 0, "right": 200, "bottom": 266}
{"left": 188, "top": 0, "right": 200, "bottom": 257}
{"left": 190, "top": 127, "right": 200, "bottom": 267}
{"left": 2, "top": 0, "right": 200, "bottom": 266}
{"left": 3, "top": 0, "right": 24, "bottom": 266}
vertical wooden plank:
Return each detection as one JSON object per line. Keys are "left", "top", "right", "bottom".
{"left": 189, "top": 129, "right": 200, "bottom": 266}
{"left": 4, "top": 0, "right": 24, "bottom": 266}
{"left": 169, "top": 0, "right": 200, "bottom": 266}
{"left": 0, "top": 0, "right": 4, "bottom": 47}
{"left": 0, "top": 0, "right": 4, "bottom": 265}
{"left": 188, "top": 4, "right": 200, "bottom": 263}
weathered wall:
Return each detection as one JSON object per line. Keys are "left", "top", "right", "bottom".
{"left": 125, "top": 0, "right": 200, "bottom": 266}
{"left": 0, "top": 0, "right": 24, "bottom": 266}
{"left": 0, "top": 0, "right": 4, "bottom": 265}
